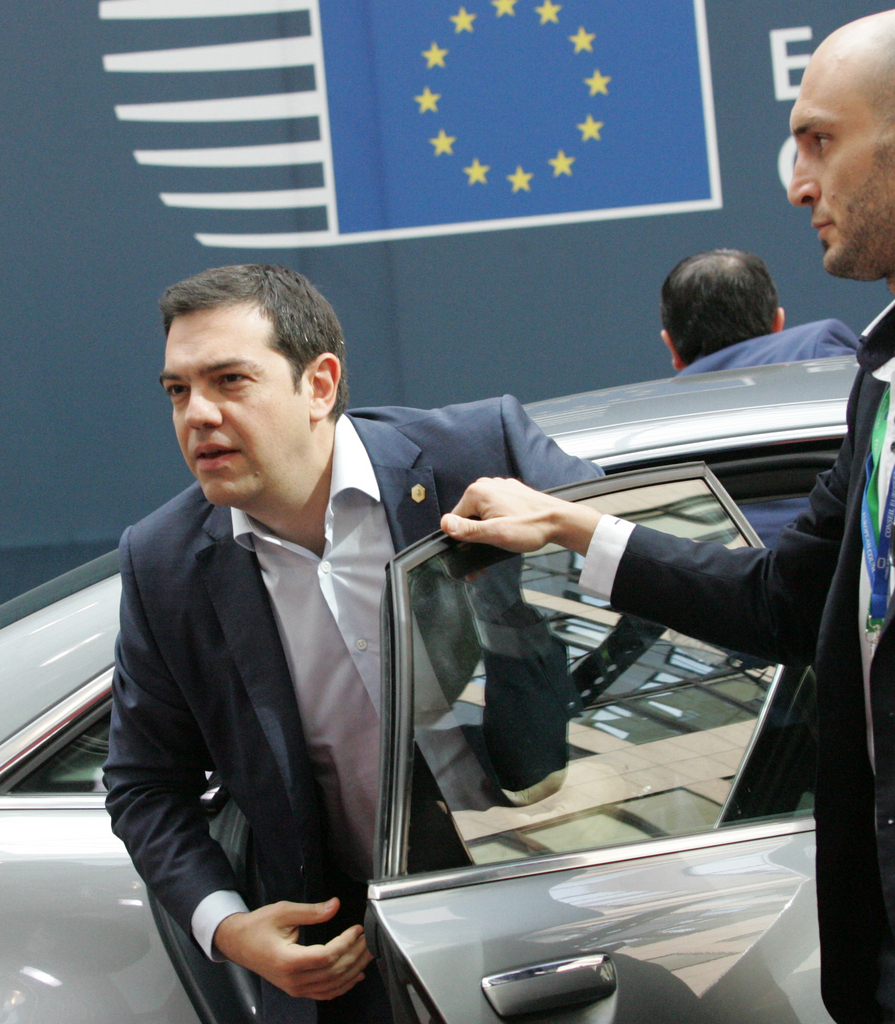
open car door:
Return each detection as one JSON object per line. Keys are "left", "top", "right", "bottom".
{"left": 367, "top": 463, "right": 831, "bottom": 1024}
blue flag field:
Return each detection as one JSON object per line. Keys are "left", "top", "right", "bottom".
{"left": 323, "top": 0, "right": 720, "bottom": 241}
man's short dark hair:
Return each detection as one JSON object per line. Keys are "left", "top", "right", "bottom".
{"left": 660, "top": 249, "right": 780, "bottom": 366}
{"left": 160, "top": 264, "right": 349, "bottom": 417}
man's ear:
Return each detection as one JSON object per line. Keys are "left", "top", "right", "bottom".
{"left": 772, "top": 307, "right": 786, "bottom": 333}
{"left": 305, "top": 353, "right": 341, "bottom": 421}
{"left": 661, "top": 329, "right": 687, "bottom": 371}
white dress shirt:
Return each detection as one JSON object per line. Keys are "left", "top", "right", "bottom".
{"left": 192, "top": 416, "right": 394, "bottom": 958}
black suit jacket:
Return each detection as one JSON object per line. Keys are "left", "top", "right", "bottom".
{"left": 609, "top": 309, "right": 895, "bottom": 1024}
{"left": 104, "top": 395, "right": 599, "bottom": 1020}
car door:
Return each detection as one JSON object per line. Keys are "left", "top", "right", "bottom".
{"left": 367, "top": 463, "right": 831, "bottom": 1024}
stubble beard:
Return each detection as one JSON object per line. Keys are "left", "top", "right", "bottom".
{"left": 823, "top": 142, "right": 895, "bottom": 284}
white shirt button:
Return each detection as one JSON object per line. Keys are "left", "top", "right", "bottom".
{"left": 320, "top": 560, "right": 332, "bottom": 574}
{"left": 355, "top": 638, "right": 368, "bottom": 651}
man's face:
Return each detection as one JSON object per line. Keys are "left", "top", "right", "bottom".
{"left": 161, "top": 304, "right": 329, "bottom": 522}
{"left": 789, "top": 52, "right": 895, "bottom": 285}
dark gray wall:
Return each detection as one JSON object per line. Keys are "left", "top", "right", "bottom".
{"left": 0, "top": 0, "right": 889, "bottom": 600}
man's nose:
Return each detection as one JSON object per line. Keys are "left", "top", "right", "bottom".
{"left": 184, "top": 391, "right": 223, "bottom": 428}
{"left": 787, "top": 153, "right": 817, "bottom": 208}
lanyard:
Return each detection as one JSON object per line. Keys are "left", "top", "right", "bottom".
{"left": 861, "top": 387, "right": 895, "bottom": 630}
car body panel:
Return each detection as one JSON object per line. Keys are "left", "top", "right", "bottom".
{"left": 369, "top": 825, "right": 830, "bottom": 1024}
{"left": 0, "top": 807, "right": 200, "bottom": 1024}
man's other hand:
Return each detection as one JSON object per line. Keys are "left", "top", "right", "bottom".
{"left": 441, "top": 477, "right": 601, "bottom": 556}
{"left": 213, "top": 898, "right": 372, "bottom": 1000}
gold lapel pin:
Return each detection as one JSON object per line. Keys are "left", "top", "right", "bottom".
{"left": 411, "top": 484, "right": 426, "bottom": 504}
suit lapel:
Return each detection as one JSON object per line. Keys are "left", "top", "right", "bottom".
{"left": 350, "top": 415, "right": 443, "bottom": 551}
{"left": 194, "top": 506, "right": 314, "bottom": 814}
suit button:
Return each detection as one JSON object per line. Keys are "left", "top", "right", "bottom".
{"left": 356, "top": 638, "right": 368, "bottom": 651}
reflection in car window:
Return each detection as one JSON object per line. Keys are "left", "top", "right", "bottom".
{"left": 405, "top": 477, "right": 812, "bottom": 870}
{"left": 11, "top": 712, "right": 110, "bottom": 794}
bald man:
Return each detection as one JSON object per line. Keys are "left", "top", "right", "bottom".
{"left": 441, "top": 13, "right": 895, "bottom": 1024}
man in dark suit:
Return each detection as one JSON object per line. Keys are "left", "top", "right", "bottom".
{"left": 103, "top": 264, "right": 598, "bottom": 1024}
{"left": 441, "top": 11, "right": 895, "bottom": 1024}
{"left": 659, "top": 248, "right": 859, "bottom": 376}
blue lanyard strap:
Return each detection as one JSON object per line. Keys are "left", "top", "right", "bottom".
{"left": 862, "top": 387, "right": 894, "bottom": 626}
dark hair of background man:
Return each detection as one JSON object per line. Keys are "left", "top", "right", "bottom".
{"left": 660, "top": 249, "right": 780, "bottom": 365}
{"left": 160, "top": 263, "right": 350, "bottom": 418}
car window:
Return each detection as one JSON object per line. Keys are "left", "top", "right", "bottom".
{"left": 6, "top": 709, "right": 111, "bottom": 795}
{"left": 394, "top": 471, "right": 814, "bottom": 872}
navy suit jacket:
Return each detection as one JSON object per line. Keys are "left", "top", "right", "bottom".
{"left": 104, "top": 395, "right": 599, "bottom": 1017}
{"left": 610, "top": 308, "right": 895, "bottom": 1024}
{"left": 677, "top": 317, "right": 859, "bottom": 375}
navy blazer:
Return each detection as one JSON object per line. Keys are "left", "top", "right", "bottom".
{"left": 677, "top": 317, "right": 859, "bottom": 375}
{"left": 104, "top": 395, "right": 599, "bottom": 1003}
{"left": 610, "top": 309, "right": 895, "bottom": 1024}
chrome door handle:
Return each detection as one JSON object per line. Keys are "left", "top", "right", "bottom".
{"left": 481, "top": 953, "right": 616, "bottom": 1017}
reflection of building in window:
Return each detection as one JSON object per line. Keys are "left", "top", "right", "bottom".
{"left": 443, "top": 565, "right": 778, "bottom": 866}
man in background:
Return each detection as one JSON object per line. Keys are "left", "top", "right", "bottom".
{"left": 660, "top": 248, "right": 858, "bottom": 375}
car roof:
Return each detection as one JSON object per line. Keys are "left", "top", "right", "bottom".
{"left": 526, "top": 356, "right": 857, "bottom": 466}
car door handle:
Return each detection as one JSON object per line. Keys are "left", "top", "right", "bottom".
{"left": 481, "top": 953, "right": 616, "bottom": 1017}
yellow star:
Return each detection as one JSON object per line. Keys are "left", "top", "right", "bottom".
{"left": 548, "top": 149, "right": 575, "bottom": 176}
{"left": 422, "top": 41, "right": 448, "bottom": 68}
{"left": 577, "top": 114, "right": 604, "bottom": 140}
{"left": 585, "top": 69, "right": 611, "bottom": 95}
{"left": 492, "top": 0, "right": 518, "bottom": 14}
{"left": 414, "top": 86, "right": 441, "bottom": 113}
{"left": 507, "top": 165, "right": 533, "bottom": 191}
{"left": 450, "top": 6, "right": 476, "bottom": 32}
{"left": 430, "top": 129, "right": 457, "bottom": 155}
{"left": 464, "top": 158, "right": 490, "bottom": 184}
{"left": 569, "top": 26, "right": 595, "bottom": 52}
{"left": 534, "top": 0, "right": 561, "bottom": 24}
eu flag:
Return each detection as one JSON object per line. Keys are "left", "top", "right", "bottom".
{"left": 322, "top": 0, "right": 719, "bottom": 240}
{"left": 100, "top": 0, "right": 718, "bottom": 248}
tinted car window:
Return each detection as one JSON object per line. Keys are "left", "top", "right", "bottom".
{"left": 10, "top": 712, "right": 111, "bottom": 794}
{"left": 401, "top": 475, "right": 812, "bottom": 870}
{"left": 5, "top": 708, "right": 110, "bottom": 794}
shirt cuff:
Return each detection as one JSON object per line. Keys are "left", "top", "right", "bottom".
{"left": 191, "top": 890, "right": 250, "bottom": 961}
{"left": 578, "top": 515, "right": 636, "bottom": 600}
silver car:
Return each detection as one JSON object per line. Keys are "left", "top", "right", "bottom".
{"left": 0, "top": 356, "right": 856, "bottom": 1023}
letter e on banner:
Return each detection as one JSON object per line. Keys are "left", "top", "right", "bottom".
{"left": 770, "top": 27, "right": 812, "bottom": 101}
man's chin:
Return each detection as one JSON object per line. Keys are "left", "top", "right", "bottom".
{"left": 196, "top": 478, "right": 244, "bottom": 508}
{"left": 824, "top": 249, "right": 888, "bottom": 282}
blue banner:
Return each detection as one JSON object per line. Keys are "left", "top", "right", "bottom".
{"left": 98, "top": 0, "right": 719, "bottom": 247}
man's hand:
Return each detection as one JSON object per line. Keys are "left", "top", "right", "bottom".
{"left": 441, "top": 477, "right": 601, "bottom": 555}
{"left": 213, "top": 898, "right": 372, "bottom": 1000}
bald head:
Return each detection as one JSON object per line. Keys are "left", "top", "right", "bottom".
{"left": 809, "top": 10, "right": 895, "bottom": 122}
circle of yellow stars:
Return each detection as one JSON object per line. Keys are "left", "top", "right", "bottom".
{"left": 415, "top": 3, "right": 610, "bottom": 192}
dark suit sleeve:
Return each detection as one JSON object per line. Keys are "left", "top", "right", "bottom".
{"left": 610, "top": 376, "right": 859, "bottom": 667}
{"left": 498, "top": 393, "right": 604, "bottom": 488}
{"left": 104, "top": 527, "right": 240, "bottom": 937}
